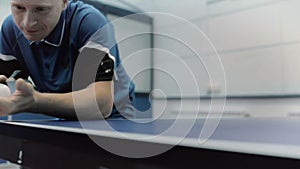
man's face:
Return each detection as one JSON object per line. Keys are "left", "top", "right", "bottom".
{"left": 10, "top": 0, "right": 67, "bottom": 41}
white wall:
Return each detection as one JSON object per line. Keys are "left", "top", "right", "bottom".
{"left": 124, "top": 0, "right": 300, "bottom": 118}
{"left": 0, "top": 1, "right": 10, "bottom": 26}
{"left": 149, "top": 0, "right": 300, "bottom": 97}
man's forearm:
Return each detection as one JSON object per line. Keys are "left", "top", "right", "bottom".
{"left": 27, "top": 81, "right": 114, "bottom": 120}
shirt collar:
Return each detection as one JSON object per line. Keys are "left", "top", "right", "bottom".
{"left": 29, "top": 11, "right": 66, "bottom": 47}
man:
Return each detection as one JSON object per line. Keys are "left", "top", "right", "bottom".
{"left": 0, "top": 0, "right": 135, "bottom": 120}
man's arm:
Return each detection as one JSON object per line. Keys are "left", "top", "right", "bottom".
{"left": 0, "top": 45, "right": 115, "bottom": 120}
{"left": 0, "top": 79, "right": 114, "bottom": 120}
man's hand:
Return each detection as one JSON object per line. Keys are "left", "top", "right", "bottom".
{"left": 0, "top": 79, "right": 35, "bottom": 116}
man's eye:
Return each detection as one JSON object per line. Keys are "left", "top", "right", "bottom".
{"left": 13, "top": 5, "right": 25, "bottom": 11}
{"left": 35, "top": 7, "right": 48, "bottom": 12}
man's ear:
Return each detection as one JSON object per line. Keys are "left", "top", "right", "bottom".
{"left": 62, "top": 0, "right": 68, "bottom": 10}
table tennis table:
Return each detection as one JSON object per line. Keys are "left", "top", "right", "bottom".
{"left": 0, "top": 117, "right": 300, "bottom": 169}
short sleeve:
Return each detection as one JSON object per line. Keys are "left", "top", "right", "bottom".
{"left": 0, "top": 16, "right": 15, "bottom": 56}
{"left": 72, "top": 3, "right": 118, "bottom": 82}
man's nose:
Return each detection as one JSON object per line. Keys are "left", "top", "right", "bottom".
{"left": 22, "top": 12, "right": 37, "bottom": 28}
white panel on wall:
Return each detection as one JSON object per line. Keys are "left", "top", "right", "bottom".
{"left": 221, "top": 47, "right": 283, "bottom": 96}
{"left": 207, "top": 0, "right": 278, "bottom": 16}
{"left": 155, "top": 19, "right": 211, "bottom": 58}
{"left": 280, "top": 0, "right": 300, "bottom": 43}
{"left": 282, "top": 43, "right": 300, "bottom": 94}
{"left": 153, "top": 50, "right": 208, "bottom": 98}
{"left": 153, "top": 17, "right": 228, "bottom": 98}
{"left": 107, "top": 14, "right": 152, "bottom": 93}
{"left": 153, "top": 51, "right": 228, "bottom": 98}
{"left": 152, "top": 0, "right": 206, "bottom": 20}
{"left": 159, "top": 46, "right": 284, "bottom": 98}
{"left": 150, "top": 0, "right": 207, "bottom": 28}
{"left": 154, "top": 33, "right": 195, "bottom": 61}
{"left": 95, "top": 0, "right": 144, "bottom": 12}
{"left": 208, "top": 3, "right": 281, "bottom": 52}
{"left": 121, "top": 0, "right": 207, "bottom": 25}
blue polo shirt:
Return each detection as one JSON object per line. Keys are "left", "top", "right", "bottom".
{"left": 0, "top": 1, "right": 135, "bottom": 118}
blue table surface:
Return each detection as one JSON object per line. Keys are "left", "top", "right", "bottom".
{"left": 10, "top": 117, "right": 300, "bottom": 146}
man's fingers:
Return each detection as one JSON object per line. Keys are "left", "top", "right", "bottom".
{"left": 15, "top": 79, "right": 32, "bottom": 94}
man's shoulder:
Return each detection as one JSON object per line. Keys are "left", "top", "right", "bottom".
{"left": 66, "top": 0, "right": 108, "bottom": 28}
{"left": 65, "top": 0, "right": 109, "bottom": 39}
{"left": 2, "top": 15, "right": 16, "bottom": 30}
{"left": 1, "top": 15, "right": 20, "bottom": 39}
{"left": 67, "top": 0, "right": 105, "bottom": 17}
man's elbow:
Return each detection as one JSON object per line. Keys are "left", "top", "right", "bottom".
{"left": 101, "top": 105, "right": 112, "bottom": 118}
{"left": 94, "top": 81, "right": 114, "bottom": 119}
{"left": 98, "top": 100, "right": 113, "bottom": 119}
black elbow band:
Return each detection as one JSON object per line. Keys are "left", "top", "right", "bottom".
{"left": 95, "top": 54, "right": 114, "bottom": 81}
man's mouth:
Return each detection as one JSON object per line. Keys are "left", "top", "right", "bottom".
{"left": 25, "top": 30, "right": 39, "bottom": 34}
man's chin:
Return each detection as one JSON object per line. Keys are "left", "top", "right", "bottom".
{"left": 24, "top": 34, "right": 43, "bottom": 42}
